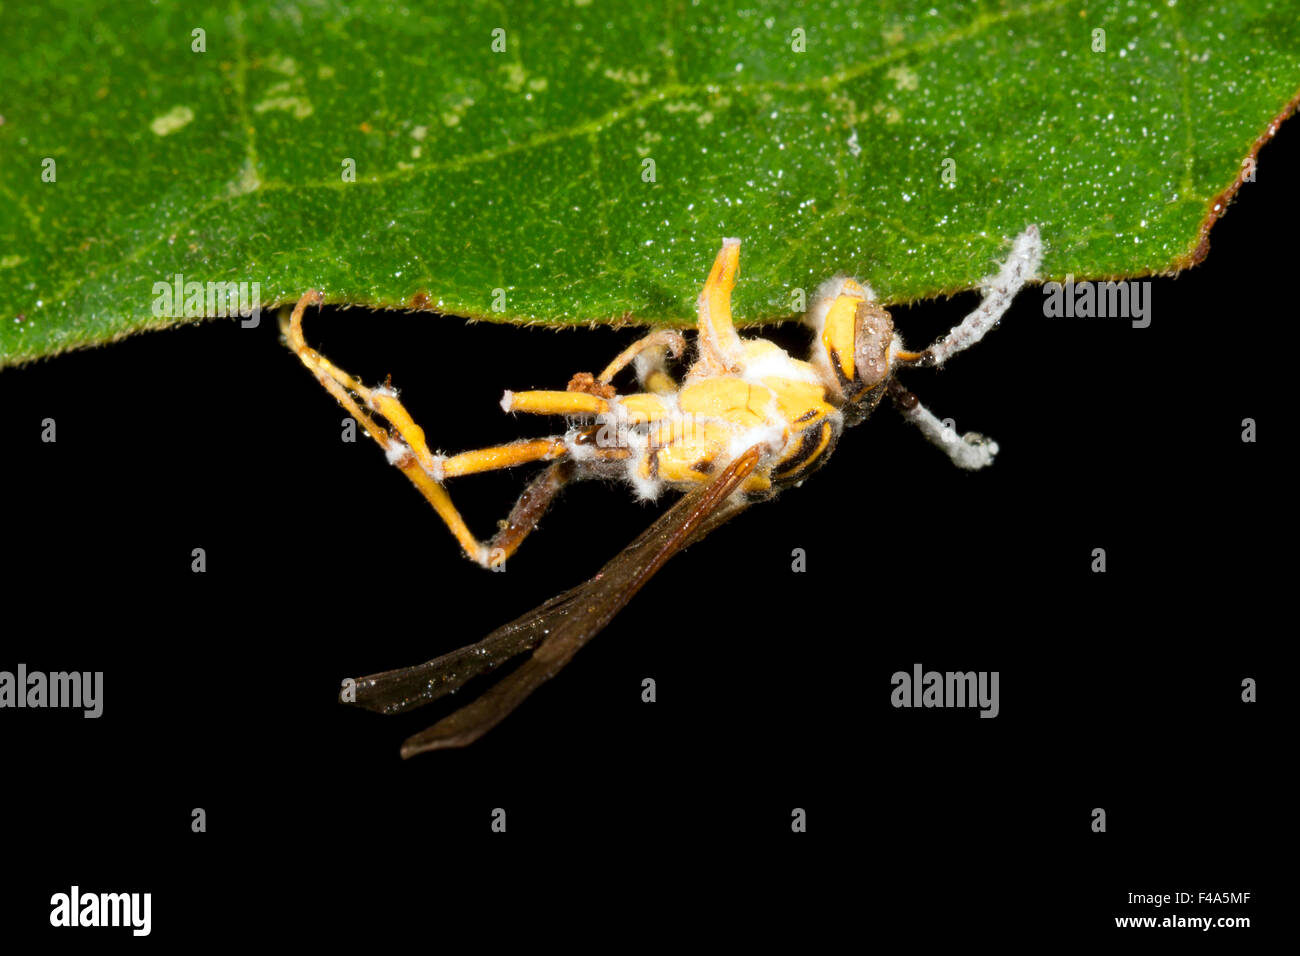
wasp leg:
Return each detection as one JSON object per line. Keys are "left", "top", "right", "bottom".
{"left": 695, "top": 238, "right": 746, "bottom": 375}
{"left": 887, "top": 379, "right": 999, "bottom": 471}
{"left": 438, "top": 439, "right": 627, "bottom": 564}
{"left": 503, "top": 331, "right": 687, "bottom": 418}
{"left": 438, "top": 439, "right": 568, "bottom": 478}
{"left": 597, "top": 329, "right": 686, "bottom": 395}
{"left": 637, "top": 360, "right": 679, "bottom": 397}
{"left": 485, "top": 459, "right": 577, "bottom": 564}
{"left": 499, "top": 390, "right": 611, "bottom": 416}
{"left": 502, "top": 388, "right": 678, "bottom": 436}
{"left": 283, "top": 291, "right": 597, "bottom": 566}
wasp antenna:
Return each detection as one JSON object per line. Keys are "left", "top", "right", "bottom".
{"left": 926, "top": 223, "right": 1042, "bottom": 367}
{"left": 889, "top": 382, "right": 998, "bottom": 470}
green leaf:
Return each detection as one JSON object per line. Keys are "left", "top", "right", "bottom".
{"left": 2, "top": 0, "right": 1298, "bottom": 367}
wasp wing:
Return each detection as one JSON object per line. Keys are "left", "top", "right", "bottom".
{"left": 346, "top": 444, "right": 764, "bottom": 757}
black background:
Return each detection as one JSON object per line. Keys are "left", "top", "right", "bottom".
{"left": 1, "top": 115, "right": 1287, "bottom": 942}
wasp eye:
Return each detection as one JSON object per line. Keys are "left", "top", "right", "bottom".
{"left": 852, "top": 301, "right": 894, "bottom": 390}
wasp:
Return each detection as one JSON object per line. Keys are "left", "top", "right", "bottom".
{"left": 284, "top": 226, "right": 1042, "bottom": 756}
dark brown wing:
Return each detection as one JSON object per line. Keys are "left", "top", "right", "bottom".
{"left": 346, "top": 444, "right": 764, "bottom": 757}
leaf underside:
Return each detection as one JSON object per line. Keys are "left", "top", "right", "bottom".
{"left": 2, "top": 0, "right": 1298, "bottom": 367}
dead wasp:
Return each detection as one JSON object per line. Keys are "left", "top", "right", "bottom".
{"left": 284, "top": 226, "right": 1042, "bottom": 756}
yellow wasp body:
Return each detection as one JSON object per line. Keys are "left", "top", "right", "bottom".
{"left": 286, "top": 238, "right": 926, "bottom": 567}
{"left": 284, "top": 228, "right": 1041, "bottom": 754}
{"left": 502, "top": 244, "right": 860, "bottom": 502}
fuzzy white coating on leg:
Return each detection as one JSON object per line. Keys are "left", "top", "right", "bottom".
{"left": 623, "top": 430, "right": 664, "bottom": 501}
{"left": 564, "top": 426, "right": 599, "bottom": 463}
{"left": 385, "top": 440, "right": 412, "bottom": 465}
{"left": 632, "top": 350, "right": 666, "bottom": 389}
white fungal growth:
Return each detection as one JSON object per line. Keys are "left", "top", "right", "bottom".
{"left": 928, "top": 224, "right": 1042, "bottom": 367}
{"left": 802, "top": 275, "right": 864, "bottom": 337}
{"left": 622, "top": 430, "right": 663, "bottom": 500}
{"left": 367, "top": 383, "right": 400, "bottom": 412}
{"left": 385, "top": 440, "right": 412, "bottom": 465}
{"left": 563, "top": 426, "right": 599, "bottom": 463}
{"left": 884, "top": 333, "right": 907, "bottom": 367}
{"left": 726, "top": 421, "right": 787, "bottom": 467}
{"left": 900, "top": 398, "right": 999, "bottom": 470}
{"left": 740, "top": 343, "right": 822, "bottom": 388}
{"left": 631, "top": 331, "right": 687, "bottom": 388}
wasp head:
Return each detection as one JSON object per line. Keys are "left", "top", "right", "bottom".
{"left": 805, "top": 277, "right": 896, "bottom": 425}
